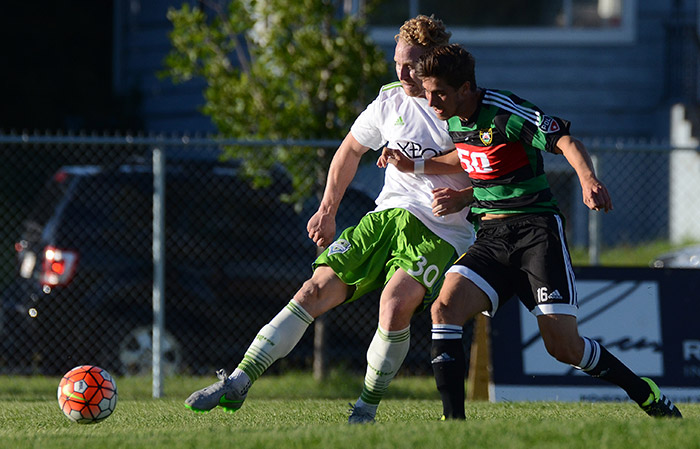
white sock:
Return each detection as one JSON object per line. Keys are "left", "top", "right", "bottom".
{"left": 574, "top": 336, "right": 601, "bottom": 372}
{"left": 358, "top": 325, "right": 411, "bottom": 409}
{"left": 236, "top": 299, "right": 314, "bottom": 383}
{"left": 431, "top": 323, "right": 463, "bottom": 340}
{"left": 228, "top": 368, "right": 252, "bottom": 396}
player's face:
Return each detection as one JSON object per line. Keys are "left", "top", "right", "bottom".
{"left": 422, "top": 76, "right": 464, "bottom": 120}
{"left": 394, "top": 39, "right": 426, "bottom": 98}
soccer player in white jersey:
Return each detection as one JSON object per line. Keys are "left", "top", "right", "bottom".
{"left": 184, "top": 15, "right": 474, "bottom": 424}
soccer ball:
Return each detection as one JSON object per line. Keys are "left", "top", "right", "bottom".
{"left": 57, "top": 365, "right": 118, "bottom": 424}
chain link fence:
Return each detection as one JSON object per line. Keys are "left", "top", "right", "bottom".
{"left": 1, "top": 133, "right": 699, "bottom": 377}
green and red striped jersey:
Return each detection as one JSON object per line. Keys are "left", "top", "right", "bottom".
{"left": 447, "top": 89, "right": 570, "bottom": 218}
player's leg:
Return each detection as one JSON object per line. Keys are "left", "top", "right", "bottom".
{"left": 430, "top": 271, "right": 491, "bottom": 420}
{"left": 185, "top": 266, "right": 348, "bottom": 413}
{"left": 349, "top": 268, "right": 424, "bottom": 423}
{"left": 537, "top": 314, "right": 682, "bottom": 417}
{"left": 526, "top": 214, "right": 682, "bottom": 418}
{"left": 348, "top": 210, "right": 463, "bottom": 423}
{"left": 430, "top": 221, "right": 511, "bottom": 421}
{"left": 236, "top": 265, "right": 348, "bottom": 382}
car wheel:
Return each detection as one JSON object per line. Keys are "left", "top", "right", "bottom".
{"left": 118, "top": 325, "right": 182, "bottom": 376}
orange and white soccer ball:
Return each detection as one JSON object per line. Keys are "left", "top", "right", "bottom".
{"left": 57, "top": 365, "right": 118, "bottom": 424}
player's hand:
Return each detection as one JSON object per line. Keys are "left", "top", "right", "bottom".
{"left": 376, "top": 147, "right": 393, "bottom": 168}
{"left": 307, "top": 210, "right": 336, "bottom": 248}
{"left": 432, "top": 187, "right": 472, "bottom": 216}
{"left": 581, "top": 177, "right": 613, "bottom": 212}
{"left": 378, "top": 148, "right": 413, "bottom": 173}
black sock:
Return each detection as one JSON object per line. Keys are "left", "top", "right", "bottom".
{"left": 431, "top": 338, "right": 466, "bottom": 419}
{"left": 584, "top": 343, "right": 651, "bottom": 404}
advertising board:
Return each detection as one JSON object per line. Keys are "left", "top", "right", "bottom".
{"left": 491, "top": 268, "right": 700, "bottom": 403}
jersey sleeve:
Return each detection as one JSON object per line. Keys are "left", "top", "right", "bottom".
{"left": 350, "top": 93, "right": 386, "bottom": 151}
{"left": 495, "top": 100, "right": 571, "bottom": 153}
{"left": 534, "top": 115, "right": 571, "bottom": 153}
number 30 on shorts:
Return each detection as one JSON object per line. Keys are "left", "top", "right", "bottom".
{"left": 406, "top": 256, "right": 440, "bottom": 287}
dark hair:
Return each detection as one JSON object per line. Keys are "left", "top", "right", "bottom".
{"left": 415, "top": 44, "right": 477, "bottom": 91}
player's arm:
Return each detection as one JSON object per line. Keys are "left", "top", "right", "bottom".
{"left": 307, "top": 132, "right": 369, "bottom": 247}
{"left": 555, "top": 135, "right": 613, "bottom": 212}
{"left": 381, "top": 148, "right": 463, "bottom": 174}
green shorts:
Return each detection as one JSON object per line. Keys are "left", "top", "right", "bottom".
{"left": 313, "top": 208, "right": 458, "bottom": 313}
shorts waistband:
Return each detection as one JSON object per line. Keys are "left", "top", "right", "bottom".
{"left": 477, "top": 213, "right": 554, "bottom": 227}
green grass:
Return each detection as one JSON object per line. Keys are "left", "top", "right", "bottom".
{"left": 570, "top": 240, "right": 698, "bottom": 266}
{"left": 0, "top": 373, "right": 698, "bottom": 449}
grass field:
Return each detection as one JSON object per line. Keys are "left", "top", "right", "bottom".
{"left": 1, "top": 372, "right": 698, "bottom": 449}
{"left": 569, "top": 240, "right": 698, "bottom": 267}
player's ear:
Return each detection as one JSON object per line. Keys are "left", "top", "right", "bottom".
{"left": 457, "top": 81, "right": 471, "bottom": 96}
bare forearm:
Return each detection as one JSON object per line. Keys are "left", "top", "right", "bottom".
{"left": 425, "top": 150, "right": 464, "bottom": 174}
{"left": 557, "top": 136, "right": 613, "bottom": 212}
{"left": 557, "top": 136, "right": 596, "bottom": 183}
{"left": 383, "top": 148, "right": 463, "bottom": 174}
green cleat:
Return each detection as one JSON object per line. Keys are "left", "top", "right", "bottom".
{"left": 184, "top": 369, "right": 247, "bottom": 414}
{"left": 639, "top": 377, "right": 682, "bottom": 418}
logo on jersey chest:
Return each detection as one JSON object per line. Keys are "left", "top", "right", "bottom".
{"left": 396, "top": 141, "right": 440, "bottom": 159}
{"left": 478, "top": 128, "right": 493, "bottom": 145}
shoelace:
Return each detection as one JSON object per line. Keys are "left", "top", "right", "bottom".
{"left": 216, "top": 369, "right": 229, "bottom": 382}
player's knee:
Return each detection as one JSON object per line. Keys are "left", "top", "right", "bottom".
{"left": 379, "top": 293, "right": 421, "bottom": 326}
{"left": 293, "top": 273, "right": 348, "bottom": 317}
{"left": 292, "top": 279, "right": 330, "bottom": 318}
{"left": 295, "top": 278, "right": 322, "bottom": 303}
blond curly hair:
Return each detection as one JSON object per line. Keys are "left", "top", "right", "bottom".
{"left": 395, "top": 14, "right": 451, "bottom": 48}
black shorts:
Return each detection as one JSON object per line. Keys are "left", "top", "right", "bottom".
{"left": 447, "top": 213, "right": 578, "bottom": 317}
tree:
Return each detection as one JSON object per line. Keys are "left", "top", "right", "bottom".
{"left": 162, "top": 0, "right": 388, "bottom": 204}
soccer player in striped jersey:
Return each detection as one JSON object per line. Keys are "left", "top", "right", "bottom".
{"left": 184, "top": 17, "right": 474, "bottom": 424}
{"left": 386, "top": 43, "right": 682, "bottom": 419}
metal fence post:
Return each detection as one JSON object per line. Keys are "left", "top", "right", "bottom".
{"left": 313, "top": 315, "right": 328, "bottom": 381}
{"left": 152, "top": 147, "right": 166, "bottom": 398}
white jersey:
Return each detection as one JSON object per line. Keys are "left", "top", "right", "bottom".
{"left": 350, "top": 82, "right": 474, "bottom": 255}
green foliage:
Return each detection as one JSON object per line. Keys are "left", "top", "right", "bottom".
{"left": 161, "top": 1, "right": 388, "bottom": 203}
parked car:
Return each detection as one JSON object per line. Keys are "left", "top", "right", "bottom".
{"left": 0, "top": 157, "right": 376, "bottom": 375}
{"left": 650, "top": 244, "right": 700, "bottom": 268}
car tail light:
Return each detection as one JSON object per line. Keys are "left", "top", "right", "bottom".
{"left": 53, "top": 169, "right": 69, "bottom": 184}
{"left": 40, "top": 246, "right": 79, "bottom": 287}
